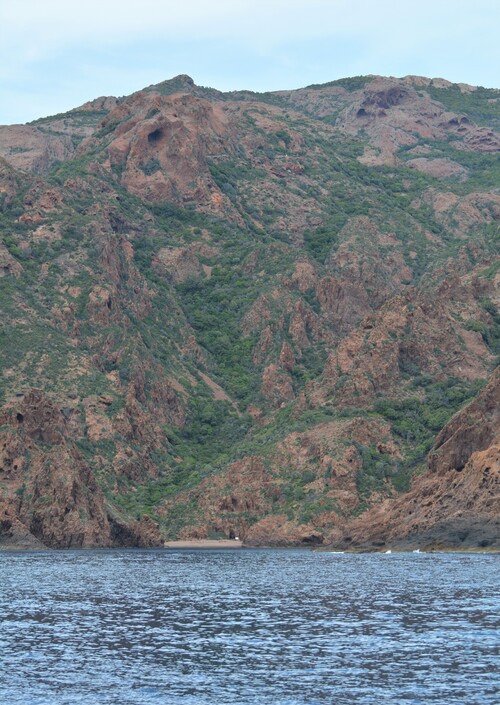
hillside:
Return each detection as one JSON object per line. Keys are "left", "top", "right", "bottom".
{"left": 0, "top": 74, "right": 498, "bottom": 549}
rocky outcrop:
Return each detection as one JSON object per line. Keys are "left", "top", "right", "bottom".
{"left": 406, "top": 157, "right": 468, "bottom": 180}
{"left": 154, "top": 245, "right": 208, "bottom": 284}
{"left": 0, "top": 390, "right": 108, "bottom": 548}
{"left": 328, "top": 370, "right": 500, "bottom": 550}
{"left": 334, "top": 76, "right": 500, "bottom": 165}
{"left": 0, "top": 125, "right": 75, "bottom": 174}
{"left": 158, "top": 416, "right": 401, "bottom": 542}
{"left": 0, "top": 390, "right": 163, "bottom": 549}
{"left": 428, "top": 368, "right": 499, "bottom": 475}
{"left": 85, "top": 91, "right": 233, "bottom": 209}
{"left": 0, "top": 243, "right": 23, "bottom": 278}
{"left": 313, "top": 262, "right": 495, "bottom": 407}
{"left": 245, "top": 515, "right": 324, "bottom": 547}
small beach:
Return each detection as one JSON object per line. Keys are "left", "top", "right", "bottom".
{"left": 164, "top": 539, "right": 243, "bottom": 549}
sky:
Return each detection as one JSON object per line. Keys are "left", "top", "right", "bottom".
{"left": 1, "top": 0, "right": 499, "bottom": 125}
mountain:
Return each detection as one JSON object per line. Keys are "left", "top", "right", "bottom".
{"left": 0, "top": 74, "right": 498, "bottom": 549}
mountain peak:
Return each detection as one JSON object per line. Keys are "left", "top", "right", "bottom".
{"left": 145, "top": 74, "right": 197, "bottom": 95}
{"left": 166, "top": 73, "right": 195, "bottom": 86}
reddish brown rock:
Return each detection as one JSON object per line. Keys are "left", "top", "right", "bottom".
{"left": 313, "top": 262, "right": 494, "bottom": 407}
{"left": 406, "top": 157, "right": 468, "bottom": 180}
{"left": 154, "top": 246, "right": 205, "bottom": 284}
{"left": 280, "top": 341, "right": 296, "bottom": 373}
{"left": 428, "top": 368, "right": 500, "bottom": 475}
{"left": 261, "top": 363, "right": 294, "bottom": 406}
{"left": 167, "top": 416, "right": 400, "bottom": 542}
{"left": 0, "top": 243, "right": 23, "bottom": 278}
{"left": 86, "top": 91, "right": 232, "bottom": 209}
{"left": 329, "top": 370, "right": 500, "bottom": 550}
{"left": 245, "top": 515, "right": 324, "bottom": 547}
{"left": 0, "top": 390, "right": 164, "bottom": 549}
{"left": 0, "top": 125, "right": 74, "bottom": 174}
{"left": 0, "top": 73, "right": 498, "bottom": 550}
{"left": 335, "top": 76, "right": 500, "bottom": 165}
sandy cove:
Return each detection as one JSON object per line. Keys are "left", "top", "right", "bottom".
{"left": 164, "top": 539, "right": 243, "bottom": 549}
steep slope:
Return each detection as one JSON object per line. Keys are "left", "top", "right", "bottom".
{"left": 327, "top": 368, "right": 500, "bottom": 551}
{"left": 0, "top": 389, "right": 164, "bottom": 549}
{"left": 0, "top": 74, "right": 498, "bottom": 548}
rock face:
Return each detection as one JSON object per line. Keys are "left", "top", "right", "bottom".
{"left": 0, "top": 390, "right": 163, "bottom": 549}
{"left": 429, "top": 369, "right": 499, "bottom": 475}
{"left": 0, "top": 125, "right": 74, "bottom": 174}
{"left": 83, "top": 91, "right": 232, "bottom": 209}
{"left": 328, "top": 370, "right": 500, "bottom": 551}
{"left": 334, "top": 76, "right": 500, "bottom": 165}
{"left": 0, "top": 73, "right": 499, "bottom": 548}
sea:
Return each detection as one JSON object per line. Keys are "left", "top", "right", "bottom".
{"left": 0, "top": 549, "right": 499, "bottom": 705}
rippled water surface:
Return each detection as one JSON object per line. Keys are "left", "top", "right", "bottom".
{"left": 1, "top": 549, "right": 499, "bottom": 705}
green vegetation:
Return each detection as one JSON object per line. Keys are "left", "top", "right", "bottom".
{"left": 352, "top": 377, "right": 488, "bottom": 506}
{"left": 399, "top": 137, "right": 500, "bottom": 194}
{"left": 1, "top": 73, "right": 498, "bottom": 541}
{"left": 140, "top": 158, "right": 161, "bottom": 175}
{"left": 29, "top": 108, "right": 109, "bottom": 128}
{"left": 376, "top": 378, "right": 485, "bottom": 460}
{"left": 427, "top": 85, "right": 500, "bottom": 130}
{"left": 177, "top": 269, "right": 258, "bottom": 403}
{"left": 306, "top": 76, "right": 374, "bottom": 92}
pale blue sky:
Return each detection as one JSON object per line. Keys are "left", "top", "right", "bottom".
{"left": 1, "top": 0, "right": 499, "bottom": 125}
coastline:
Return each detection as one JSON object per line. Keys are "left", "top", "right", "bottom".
{"left": 164, "top": 539, "right": 243, "bottom": 549}
{"left": 316, "top": 545, "right": 500, "bottom": 554}
{"left": 1, "top": 538, "right": 498, "bottom": 553}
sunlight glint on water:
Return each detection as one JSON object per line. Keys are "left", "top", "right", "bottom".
{"left": 1, "top": 549, "right": 499, "bottom": 705}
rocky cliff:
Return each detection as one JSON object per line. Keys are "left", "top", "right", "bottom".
{"left": 327, "top": 368, "right": 500, "bottom": 550}
{"left": 0, "top": 74, "right": 498, "bottom": 548}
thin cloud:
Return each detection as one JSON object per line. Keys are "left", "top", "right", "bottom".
{"left": 1, "top": 0, "right": 499, "bottom": 123}
{"left": 3, "top": 1, "right": 497, "bottom": 50}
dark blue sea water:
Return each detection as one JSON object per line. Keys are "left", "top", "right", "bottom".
{"left": 0, "top": 549, "right": 499, "bottom": 705}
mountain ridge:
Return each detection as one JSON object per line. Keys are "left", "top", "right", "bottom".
{"left": 0, "top": 73, "right": 498, "bottom": 549}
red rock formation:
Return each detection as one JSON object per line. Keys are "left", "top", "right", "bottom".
{"left": 0, "top": 390, "right": 163, "bottom": 549}
{"left": 245, "top": 515, "right": 324, "bottom": 547}
{"left": 87, "top": 91, "right": 232, "bottom": 209}
{"left": 0, "top": 125, "right": 74, "bottom": 174}
{"left": 329, "top": 370, "right": 500, "bottom": 550}
{"left": 0, "top": 74, "right": 498, "bottom": 549}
